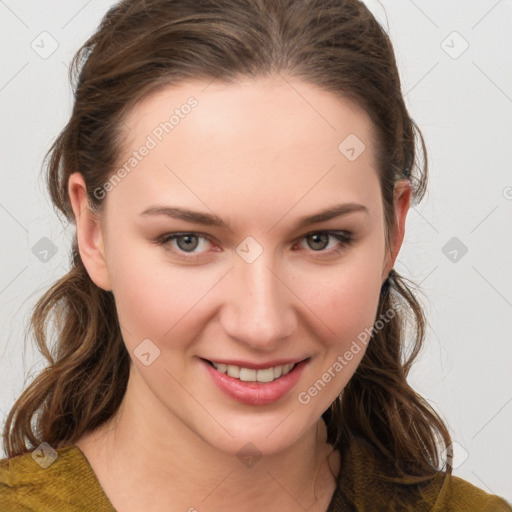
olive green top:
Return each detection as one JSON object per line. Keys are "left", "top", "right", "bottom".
{"left": 1, "top": 436, "right": 511, "bottom": 511}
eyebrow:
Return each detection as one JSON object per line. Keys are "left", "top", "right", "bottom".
{"left": 140, "top": 202, "right": 369, "bottom": 230}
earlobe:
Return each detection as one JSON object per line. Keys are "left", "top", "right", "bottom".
{"left": 382, "top": 179, "right": 412, "bottom": 282}
{"left": 67, "top": 172, "right": 112, "bottom": 291}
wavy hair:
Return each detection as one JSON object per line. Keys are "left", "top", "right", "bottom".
{"left": 3, "top": 0, "right": 452, "bottom": 479}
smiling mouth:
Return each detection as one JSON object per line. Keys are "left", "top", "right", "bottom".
{"left": 202, "top": 358, "right": 307, "bottom": 383}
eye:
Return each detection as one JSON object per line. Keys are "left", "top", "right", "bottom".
{"left": 296, "top": 231, "right": 353, "bottom": 254}
{"left": 156, "top": 232, "right": 214, "bottom": 259}
{"left": 156, "top": 230, "right": 354, "bottom": 260}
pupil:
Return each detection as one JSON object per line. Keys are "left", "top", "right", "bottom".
{"left": 309, "top": 233, "right": 327, "bottom": 250}
{"left": 178, "top": 235, "right": 198, "bottom": 251}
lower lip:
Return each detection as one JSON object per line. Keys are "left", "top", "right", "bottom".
{"left": 201, "top": 358, "right": 309, "bottom": 406}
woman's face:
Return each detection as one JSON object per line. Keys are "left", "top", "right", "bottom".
{"left": 70, "top": 75, "right": 410, "bottom": 456}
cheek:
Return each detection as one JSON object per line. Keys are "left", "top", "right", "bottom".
{"left": 105, "top": 238, "right": 210, "bottom": 348}
{"left": 294, "top": 254, "right": 383, "bottom": 345}
{"left": 106, "top": 224, "right": 384, "bottom": 355}
{"left": 293, "top": 261, "right": 383, "bottom": 408}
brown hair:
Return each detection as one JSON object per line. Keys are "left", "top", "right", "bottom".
{"left": 3, "top": 0, "right": 452, "bottom": 480}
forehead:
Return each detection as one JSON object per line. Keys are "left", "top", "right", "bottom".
{"left": 122, "top": 75, "right": 377, "bottom": 153}
{"left": 107, "top": 75, "right": 381, "bottom": 226}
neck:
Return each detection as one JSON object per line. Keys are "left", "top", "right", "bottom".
{"left": 76, "top": 369, "right": 340, "bottom": 512}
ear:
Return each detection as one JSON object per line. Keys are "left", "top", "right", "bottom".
{"left": 67, "top": 172, "right": 112, "bottom": 291}
{"left": 382, "top": 179, "right": 412, "bottom": 282}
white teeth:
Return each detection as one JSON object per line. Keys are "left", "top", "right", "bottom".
{"left": 211, "top": 361, "right": 297, "bottom": 382}
{"left": 273, "top": 365, "right": 283, "bottom": 379}
{"left": 239, "top": 368, "right": 256, "bottom": 381}
{"left": 256, "top": 367, "right": 275, "bottom": 382}
{"left": 226, "top": 365, "right": 240, "bottom": 378}
{"left": 216, "top": 363, "right": 227, "bottom": 373}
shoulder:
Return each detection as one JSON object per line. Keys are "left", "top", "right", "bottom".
{"left": 0, "top": 444, "right": 116, "bottom": 511}
{"left": 334, "top": 436, "right": 512, "bottom": 511}
{"left": 420, "top": 472, "right": 512, "bottom": 511}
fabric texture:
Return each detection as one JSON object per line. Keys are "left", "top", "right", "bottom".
{"left": 327, "top": 436, "right": 512, "bottom": 511}
{"left": 1, "top": 436, "right": 511, "bottom": 511}
{"left": 0, "top": 444, "right": 115, "bottom": 511}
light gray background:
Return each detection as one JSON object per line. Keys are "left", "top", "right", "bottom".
{"left": 1, "top": 0, "right": 511, "bottom": 503}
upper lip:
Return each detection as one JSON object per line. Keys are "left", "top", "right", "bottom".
{"left": 202, "top": 357, "right": 309, "bottom": 370}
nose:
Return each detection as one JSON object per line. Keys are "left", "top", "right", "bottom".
{"left": 220, "top": 249, "right": 297, "bottom": 351}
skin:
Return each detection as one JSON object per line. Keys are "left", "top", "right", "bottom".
{"left": 69, "top": 75, "right": 411, "bottom": 512}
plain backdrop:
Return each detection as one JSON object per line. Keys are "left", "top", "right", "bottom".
{"left": 1, "top": 0, "right": 511, "bottom": 503}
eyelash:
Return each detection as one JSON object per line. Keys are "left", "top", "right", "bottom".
{"left": 155, "top": 230, "right": 354, "bottom": 260}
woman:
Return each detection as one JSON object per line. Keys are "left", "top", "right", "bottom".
{"left": 1, "top": 0, "right": 510, "bottom": 510}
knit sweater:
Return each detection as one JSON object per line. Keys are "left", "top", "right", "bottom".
{"left": 1, "top": 436, "right": 511, "bottom": 511}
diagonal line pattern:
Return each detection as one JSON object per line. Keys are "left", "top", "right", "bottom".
{"left": 0, "top": 62, "right": 29, "bottom": 92}
{"left": 265, "top": 409, "right": 295, "bottom": 438}
{"left": 276, "top": 71, "right": 337, "bottom": 131}
{"left": 200, "top": 470, "right": 233, "bottom": 502}
{"left": 0, "top": 0, "right": 29, "bottom": 28}
{"left": 200, "top": 73, "right": 222, "bottom": 93}
{"left": 411, "top": 205, "right": 439, "bottom": 233}
{"left": 266, "top": 164, "right": 337, "bottom": 233}
{"left": 61, "top": 0, "right": 93, "bottom": 30}
{"left": 265, "top": 266, "right": 336, "bottom": 336}
{"left": 471, "top": 396, "right": 512, "bottom": 439}
{"left": 470, "top": 471, "right": 497, "bottom": 495}
{"left": 404, "top": 62, "right": 439, "bottom": 97}
{"left": 163, "top": 366, "right": 233, "bottom": 437}
{"left": 471, "top": 0, "right": 503, "bottom": 30}
{"left": 163, "top": 163, "right": 235, "bottom": 235}
{"left": 407, "top": 0, "right": 439, "bottom": 29}
{"left": 472, "top": 61, "right": 512, "bottom": 105}
{"left": 418, "top": 265, "right": 438, "bottom": 286}
{"left": 471, "top": 266, "right": 512, "bottom": 309}
{"left": 162, "top": 267, "right": 234, "bottom": 338}
{"left": 117, "top": 319, "right": 133, "bottom": 337}
{"left": 469, "top": 205, "right": 499, "bottom": 233}
{"left": 0, "top": 203, "right": 29, "bottom": 233}
{"left": 266, "top": 470, "right": 307, "bottom": 511}
{"left": 0, "top": 266, "right": 28, "bottom": 295}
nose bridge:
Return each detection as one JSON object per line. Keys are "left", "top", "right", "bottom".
{"left": 221, "top": 247, "right": 296, "bottom": 348}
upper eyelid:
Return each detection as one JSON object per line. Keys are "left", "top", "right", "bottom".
{"left": 161, "top": 230, "right": 351, "bottom": 250}
{"left": 162, "top": 229, "right": 350, "bottom": 240}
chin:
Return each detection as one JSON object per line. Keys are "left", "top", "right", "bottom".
{"left": 194, "top": 413, "right": 316, "bottom": 458}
